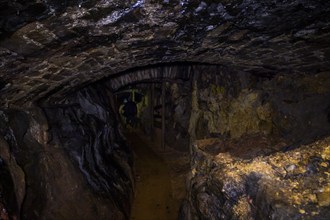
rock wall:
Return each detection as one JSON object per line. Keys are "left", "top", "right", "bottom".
{"left": 0, "top": 84, "right": 134, "bottom": 219}
{"left": 146, "top": 66, "right": 330, "bottom": 153}
{"left": 182, "top": 136, "right": 330, "bottom": 220}
{"left": 0, "top": 124, "right": 25, "bottom": 220}
{"left": 189, "top": 68, "right": 330, "bottom": 144}
{"left": 165, "top": 80, "right": 192, "bottom": 152}
{"left": 0, "top": 108, "right": 49, "bottom": 219}
{"left": 182, "top": 68, "right": 330, "bottom": 219}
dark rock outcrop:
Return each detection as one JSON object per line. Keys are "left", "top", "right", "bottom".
{"left": 182, "top": 136, "right": 330, "bottom": 220}
{"left": 179, "top": 65, "right": 330, "bottom": 219}
{"left": 44, "top": 84, "right": 134, "bottom": 218}
{"left": 0, "top": 83, "right": 134, "bottom": 219}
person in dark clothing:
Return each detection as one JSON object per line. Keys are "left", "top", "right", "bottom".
{"left": 123, "top": 98, "right": 138, "bottom": 127}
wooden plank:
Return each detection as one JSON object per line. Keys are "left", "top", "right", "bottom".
{"left": 161, "top": 80, "right": 165, "bottom": 151}
{"left": 151, "top": 83, "right": 155, "bottom": 133}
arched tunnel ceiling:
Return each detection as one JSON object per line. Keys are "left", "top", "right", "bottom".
{"left": 109, "top": 63, "right": 193, "bottom": 91}
{"left": 0, "top": 0, "right": 330, "bottom": 107}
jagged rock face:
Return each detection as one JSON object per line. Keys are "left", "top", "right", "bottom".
{"left": 186, "top": 66, "right": 330, "bottom": 144}
{"left": 44, "top": 84, "right": 134, "bottom": 219}
{"left": 176, "top": 65, "right": 330, "bottom": 219}
{"left": 0, "top": 0, "right": 330, "bottom": 107}
{"left": 182, "top": 136, "right": 330, "bottom": 219}
{"left": 0, "top": 84, "right": 134, "bottom": 219}
{"left": 166, "top": 80, "right": 192, "bottom": 151}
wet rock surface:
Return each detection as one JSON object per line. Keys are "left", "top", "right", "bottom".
{"left": 182, "top": 136, "right": 330, "bottom": 220}
{"left": 43, "top": 84, "right": 134, "bottom": 219}
{"left": 0, "top": 83, "right": 134, "bottom": 219}
{"left": 0, "top": 0, "right": 329, "bottom": 107}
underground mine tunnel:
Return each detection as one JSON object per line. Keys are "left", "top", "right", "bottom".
{"left": 1, "top": 0, "right": 330, "bottom": 220}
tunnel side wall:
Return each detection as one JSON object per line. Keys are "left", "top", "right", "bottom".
{"left": 164, "top": 79, "right": 193, "bottom": 151}
{"left": 0, "top": 84, "right": 134, "bottom": 219}
{"left": 182, "top": 69, "right": 330, "bottom": 219}
{"left": 43, "top": 84, "right": 134, "bottom": 219}
{"left": 188, "top": 68, "right": 330, "bottom": 144}
{"left": 160, "top": 66, "right": 330, "bottom": 152}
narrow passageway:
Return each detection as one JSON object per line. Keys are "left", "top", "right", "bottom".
{"left": 127, "top": 132, "right": 180, "bottom": 220}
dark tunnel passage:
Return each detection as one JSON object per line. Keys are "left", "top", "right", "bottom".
{"left": 1, "top": 0, "right": 330, "bottom": 219}
{"left": 0, "top": 62, "right": 330, "bottom": 219}
{"left": 106, "top": 63, "right": 330, "bottom": 220}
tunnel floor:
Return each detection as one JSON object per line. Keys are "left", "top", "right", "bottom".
{"left": 126, "top": 131, "right": 189, "bottom": 220}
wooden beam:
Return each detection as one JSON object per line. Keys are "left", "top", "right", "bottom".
{"left": 161, "top": 80, "right": 166, "bottom": 151}
{"left": 150, "top": 83, "right": 155, "bottom": 136}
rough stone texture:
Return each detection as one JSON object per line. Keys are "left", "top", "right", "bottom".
{"left": 0, "top": 134, "right": 25, "bottom": 219}
{"left": 165, "top": 79, "right": 192, "bottom": 152}
{"left": 188, "top": 66, "right": 330, "bottom": 144}
{"left": 127, "top": 64, "right": 330, "bottom": 151}
{"left": 0, "top": 1, "right": 330, "bottom": 219}
{"left": 1, "top": 62, "right": 327, "bottom": 219}
{"left": 44, "top": 84, "right": 134, "bottom": 219}
{"left": 182, "top": 136, "right": 330, "bottom": 220}
{"left": 0, "top": 83, "right": 134, "bottom": 219}
{"left": 0, "top": 0, "right": 330, "bottom": 107}
{"left": 179, "top": 65, "right": 330, "bottom": 219}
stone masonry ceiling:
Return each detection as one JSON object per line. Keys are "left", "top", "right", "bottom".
{"left": 0, "top": 0, "right": 330, "bottom": 107}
